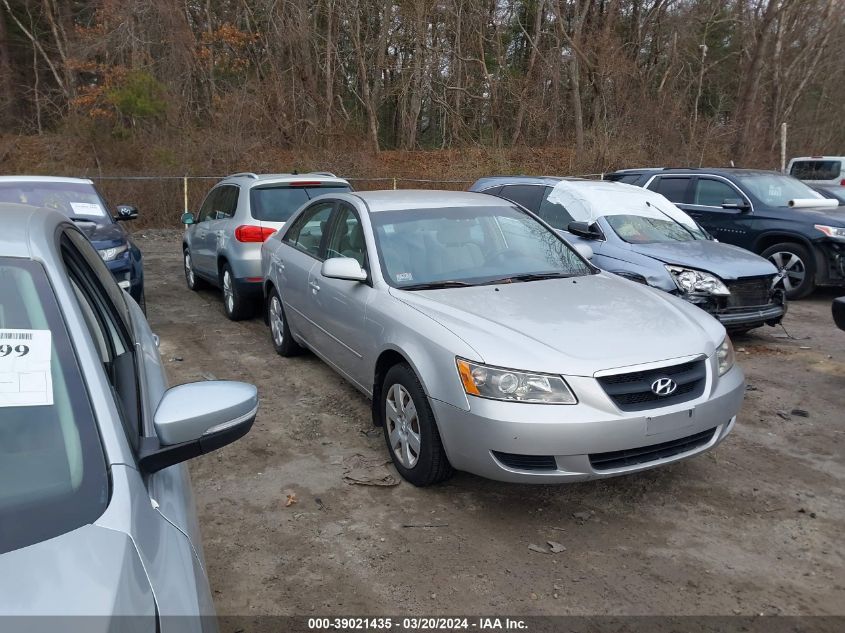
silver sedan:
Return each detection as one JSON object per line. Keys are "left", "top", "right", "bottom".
{"left": 261, "top": 191, "right": 745, "bottom": 486}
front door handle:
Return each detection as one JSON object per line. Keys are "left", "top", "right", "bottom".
{"left": 309, "top": 280, "right": 321, "bottom": 293}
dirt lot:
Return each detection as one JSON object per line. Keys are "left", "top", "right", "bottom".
{"left": 136, "top": 230, "right": 844, "bottom": 618}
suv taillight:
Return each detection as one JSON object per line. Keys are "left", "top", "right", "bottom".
{"left": 840, "top": 179, "right": 845, "bottom": 186}
{"left": 235, "top": 225, "right": 276, "bottom": 242}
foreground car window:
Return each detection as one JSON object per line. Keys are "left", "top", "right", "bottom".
{"left": 0, "top": 258, "right": 109, "bottom": 554}
{"left": 0, "top": 182, "right": 109, "bottom": 221}
{"left": 737, "top": 174, "right": 824, "bottom": 207}
{"left": 251, "top": 185, "right": 351, "bottom": 222}
{"left": 606, "top": 214, "right": 706, "bottom": 244}
{"left": 372, "top": 205, "right": 593, "bottom": 288}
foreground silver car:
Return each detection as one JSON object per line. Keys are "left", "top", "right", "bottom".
{"left": 261, "top": 191, "right": 745, "bottom": 486}
{"left": 0, "top": 205, "right": 256, "bottom": 631}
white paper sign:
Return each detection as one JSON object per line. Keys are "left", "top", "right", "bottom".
{"left": 70, "top": 202, "right": 105, "bottom": 217}
{"left": 0, "top": 329, "right": 53, "bottom": 407}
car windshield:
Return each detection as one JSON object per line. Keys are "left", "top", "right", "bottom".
{"left": 605, "top": 214, "right": 707, "bottom": 244}
{"left": 371, "top": 205, "right": 594, "bottom": 289}
{"left": 736, "top": 173, "right": 825, "bottom": 207}
{"left": 0, "top": 182, "right": 109, "bottom": 221}
{"left": 251, "top": 185, "right": 351, "bottom": 222}
{"left": 0, "top": 258, "right": 109, "bottom": 555}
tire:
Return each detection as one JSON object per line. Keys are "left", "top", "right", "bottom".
{"left": 220, "top": 263, "right": 256, "bottom": 321}
{"left": 761, "top": 242, "right": 816, "bottom": 300}
{"left": 381, "top": 363, "right": 453, "bottom": 486}
{"left": 183, "top": 247, "right": 208, "bottom": 291}
{"left": 267, "top": 288, "right": 303, "bottom": 356}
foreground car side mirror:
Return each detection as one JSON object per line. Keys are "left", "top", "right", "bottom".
{"left": 115, "top": 204, "right": 139, "bottom": 221}
{"left": 567, "top": 221, "right": 602, "bottom": 240}
{"left": 322, "top": 256, "right": 368, "bottom": 282}
{"left": 181, "top": 212, "right": 196, "bottom": 225}
{"left": 722, "top": 198, "right": 750, "bottom": 211}
{"left": 138, "top": 381, "right": 257, "bottom": 474}
{"left": 833, "top": 297, "right": 845, "bottom": 331}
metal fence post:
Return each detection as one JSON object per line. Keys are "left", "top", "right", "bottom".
{"left": 183, "top": 176, "right": 189, "bottom": 213}
{"left": 393, "top": 177, "right": 397, "bottom": 190}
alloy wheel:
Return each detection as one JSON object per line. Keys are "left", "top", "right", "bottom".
{"left": 223, "top": 270, "right": 234, "bottom": 313}
{"left": 768, "top": 251, "right": 806, "bottom": 293}
{"left": 270, "top": 295, "right": 285, "bottom": 347}
{"left": 385, "top": 383, "right": 421, "bottom": 469}
{"left": 184, "top": 252, "right": 195, "bottom": 286}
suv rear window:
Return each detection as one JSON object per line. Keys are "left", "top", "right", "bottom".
{"left": 0, "top": 258, "right": 109, "bottom": 554}
{"left": 790, "top": 160, "right": 841, "bottom": 181}
{"left": 251, "top": 184, "right": 351, "bottom": 222}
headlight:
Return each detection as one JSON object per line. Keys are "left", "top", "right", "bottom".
{"left": 815, "top": 224, "right": 845, "bottom": 240}
{"left": 456, "top": 358, "right": 576, "bottom": 404}
{"left": 666, "top": 265, "right": 729, "bottom": 296}
{"left": 716, "top": 337, "right": 735, "bottom": 376}
{"left": 98, "top": 243, "right": 129, "bottom": 261}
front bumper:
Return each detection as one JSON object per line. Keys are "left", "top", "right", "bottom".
{"left": 431, "top": 363, "right": 744, "bottom": 483}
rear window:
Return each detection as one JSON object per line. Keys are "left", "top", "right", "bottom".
{"left": 0, "top": 258, "right": 109, "bottom": 554}
{"left": 250, "top": 184, "right": 351, "bottom": 222}
{"left": 790, "top": 160, "right": 842, "bottom": 181}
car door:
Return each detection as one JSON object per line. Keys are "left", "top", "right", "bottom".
{"left": 205, "top": 185, "right": 239, "bottom": 277}
{"left": 192, "top": 188, "right": 221, "bottom": 276}
{"left": 60, "top": 230, "right": 214, "bottom": 622}
{"left": 306, "top": 202, "right": 376, "bottom": 388}
{"left": 685, "top": 176, "right": 754, "bottom": 247}
{"left": 276, "top": 200, "right": 336, "bottom": 342}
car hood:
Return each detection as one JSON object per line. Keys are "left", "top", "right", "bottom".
{"left": 74, "top": 220, "right": 127, "bottom": 247}
{"left": 628, "top": 240, "right": 777, "bottom": 280}
{"left": 0, "top": 524, "right": 155, "bottom": 622}
{"left": 790, "top": 206, "right": 845, "bottom": 225}
{"left": 392, "top": 273, "right": 724, "bottom": 376}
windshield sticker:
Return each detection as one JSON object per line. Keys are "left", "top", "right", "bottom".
{"left": 0, "top": 329, "right": 53, "bottom": 408}
{"left": 69, "top": 202, "right": 104, "bottom": 216}
{"left": 396, "top": 272, "right": 413, "bottom": 282}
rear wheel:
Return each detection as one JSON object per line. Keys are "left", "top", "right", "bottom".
{"left": 221, "top": 263, "right": 255, "bottom": 321}
{"left": 267, "top": 288, "right": 303, "bottom": 356}
{"left": 381, "top": 363, "right": 453, "bottom": 486}
{"left": 761, "top": 242, "right": 815, "bottom": 300}
{"left": 183, "top": 248, "right": 208, "bottom": 291}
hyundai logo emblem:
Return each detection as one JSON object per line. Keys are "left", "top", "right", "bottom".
{"left": 651, "top": 377, "right": 678, "bottom": 396}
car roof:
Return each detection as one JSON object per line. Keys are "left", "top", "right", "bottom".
{"left": 542, "top": 179, "right": 689, "bottom": 222}
{"left": 470, "top": 175, "right": 580, "bottom": 190}
{"left": 219, "top": 172, "right": 349, "bottom": 187}
{"left": 788, "top": 156, "right": 845, "bottom": 161}
{"left": 0, "top": 175, "right": 95, "bottom": 185}
{"left": 351, "top": 189, "right": 515, "bottom": 213}
{"left": 609, "top": 167, "right": 780, "bottom": 177}
{"left": 0, "top": 203, "right": 71, "bottom": 259}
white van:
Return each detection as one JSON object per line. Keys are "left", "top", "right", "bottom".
{"left": 787, "top": 156, "right": 845, "bottom": 186}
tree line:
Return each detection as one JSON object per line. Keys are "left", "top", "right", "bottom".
{"left": 1, "top": 0, "right": 843, "bottom": 169}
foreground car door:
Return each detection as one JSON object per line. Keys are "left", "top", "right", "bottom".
{"left": 306, "top": 202, "right": 375, "bottom": 388}
{"left": 277, "top": 201, "right": 335, "bottom": 341}
{"left": 684, "top": 176, "right": 755, "bottom": 247}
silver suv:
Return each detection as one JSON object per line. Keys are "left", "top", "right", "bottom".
{"left": 181, "top": 172, "right": 351, "bottom": 319}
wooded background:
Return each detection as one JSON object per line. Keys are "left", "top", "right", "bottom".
{"left": 1, "top": 0, "right": 843, "bottom": 196}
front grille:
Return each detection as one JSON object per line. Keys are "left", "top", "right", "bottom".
{"left": 492, "top": 451, "right": 557, "bottom": 471}
{"left": 589, "top": 427, "right": 717, "bottom": 471}
{"left": 726, "top": 277, "right": 772, "bottom": 308}
{"left": 597, "top": 359, "right": 707, "bottom": 412}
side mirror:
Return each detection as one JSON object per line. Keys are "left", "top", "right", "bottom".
{"left": 567, "top": 221, "right": 602, "bottom": 239}
{"left": 833, "top": 297, "right": 845, "bottom": 331}
{"left": 181, "top": 212, "right": 195, "bottom": 225}
{"left": 321, "top": 257, "right": 367, "bottom": 282}
{"left": 573, "top": 243, "right": 593, "bottom": 260}
{"left": 722, "top": 198, "right": 750, "bottom": 211}
{"left": 115, "top": 204, "right": 139, "bottom": 221}
{"left": 138, "top": 381, "right": 257, "bottom": 474}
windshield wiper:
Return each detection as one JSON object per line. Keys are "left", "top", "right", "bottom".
{"left": 399, "top": 280, "right": 476, "bottom": 290}
{"left": 69, "top": 216, "right": 97, "bottom": 223}
{"left": 482, "top": 272, "right": 572, "bottom": 285}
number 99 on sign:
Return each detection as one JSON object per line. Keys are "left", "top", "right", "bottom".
{"left": 0, "top": 344, "right": 29, "bottom": 357}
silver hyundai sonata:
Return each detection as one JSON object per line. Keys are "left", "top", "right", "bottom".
{"left": 261, "top": 191, "right": 745, "bottom": 486}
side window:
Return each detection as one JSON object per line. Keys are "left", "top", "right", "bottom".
{"left": 648, "top": 177, "right": 691, "bottom": 203}
{"left": 283, "top": 202, "right": 335, "bottom": 258}
{"left": 538, "top": 186, "right": 575, "bottom": 229}
{"left": 480, "top": 185, "right": 503, "bottom": 196}
{"left": 197, "top": 188, "right": 218, "bottom": 223}
{"left": 326, "top": 204, "right": 367, "bottom": 267}
{"left": 499, "top": 185, "right": 544, "bottom": 212}
{"left": 212, "top": 185, "right": 238, "bottom": 220}
{"left": 61, "top": 231, "right": 141, "bottom": 451}
{"left": 694, "top": 178, "right": 741, "bottom": 207}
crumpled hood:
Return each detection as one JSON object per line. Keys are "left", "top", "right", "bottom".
{"left": 628, "top": 240, "right": 777, "bottom": 280}
{"left": 74, "top": 220, "right": 128, "bottom": 247}
{"left": 0, "top": 524, "right": 155, "bottom": 624}
{"left": 392, "top": 273, "right": 724, "bottom": 376}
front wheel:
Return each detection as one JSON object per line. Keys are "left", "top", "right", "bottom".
{"left": 761, "top": 242, "right": 815, "bottom": 300}
{"left": 221, "top": 263, "right": 255, "bottom": 321}
{"left": 267, "top": 289, "right": 303, "bottom": 356}
{"left": 381, "top": 363, "right": 453, "bottom": 486}
{"left": 184, "top": 248, "right": 208, "bottom": 291}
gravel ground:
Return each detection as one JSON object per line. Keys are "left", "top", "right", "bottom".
{"left": 136, "top": 229, "right": 844, "bottom": 618}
